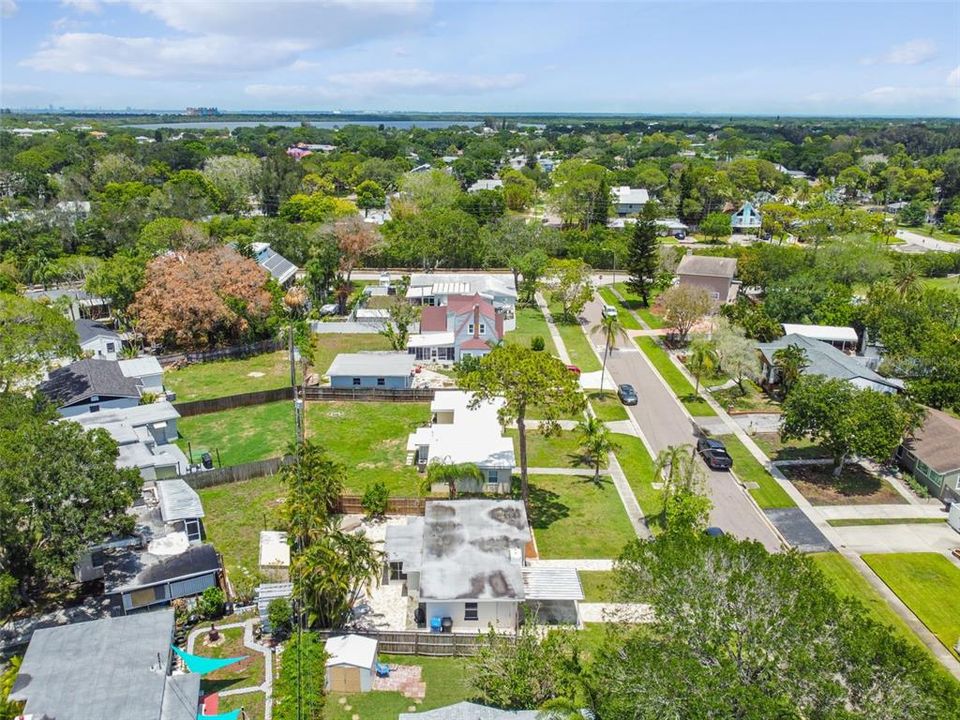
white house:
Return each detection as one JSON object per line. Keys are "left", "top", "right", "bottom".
{"left": 325, "top": 634, "right": 379, "bottom": 693}
{"left": 384, "top": 500, "right": 583, "bottom": 633}
{"left": 407, "top": 391, "right": 515, "bottom": 493}
{"left": 406, "top": 273, "right": 517, "bottom": 331}
{"left": 611, "top": 186, "right": 650, "bottom": 216}
{"left": 76, "top": 319, "right": 122, "bottom": 360}
{"left": 468, "top": 178, "right": 503, "bottom": 192}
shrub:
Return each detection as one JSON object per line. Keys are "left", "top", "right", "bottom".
{"left": 530, "top": 335, "right": 546, "bottom": 352}
{"left": 196, "top": 586, "right": 226, "bottom": 620}
{"left": 231, "top": 570, "right": 263, "bottom": 605}
{"left": 361, "top": 481, "right": 390, "bottom": 519}
{"left": 904, "top": 474, "right": 931, "bottom": 499}
{"left": 0, "top": 574, "right": 18, "bottom": 620}
{"left": 267, "top": 598, "right": 293, "bottom": 639}
{"left": 273, "top": 633, "right": 328, "bottom": 720}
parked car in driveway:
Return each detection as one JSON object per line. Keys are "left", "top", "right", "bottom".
{"left": 697, "top": 437, "right": 733, "bottom": 470}
{"left": 566, "top": 364, "right": 581, "bottom": 376}
{"left": 617, "top": 383, "right": 638, "bottom": 405}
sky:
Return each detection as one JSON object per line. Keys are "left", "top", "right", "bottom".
{"left": 1, "top": 0, "right": 958, "bottom": 116}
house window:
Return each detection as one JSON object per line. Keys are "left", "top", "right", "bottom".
{"left": 352, "top": 378, "right": 361, "bottom": 386}
{"left": 468, "top": 323, "right": 474, "bottom": 334}
{"left": 106, "top": 342, "right": 115, "bottom": 353}
{"left": 485, "top": 469, "right": 499, "bottom": 485}
{"left": 389, "top": 562, "right": 407, "bottom": 581}
{"left": 377, "top": 378, "right": 386, "bottom": 386}
{"left": 89, "top": 405, "right": 100, "bottom": 413}
{"left": 464, "top": 602, "right": 479, "bottom": 621}
{"left": 479, "top": 323, "right": 486, "bottom": 335}
{"left": 184, "top": 518, "right": 202, "bottom": 542}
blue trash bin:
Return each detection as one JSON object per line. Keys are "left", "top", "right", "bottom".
{"left": 430, "top": 616, "right": 442, "bottom": 633}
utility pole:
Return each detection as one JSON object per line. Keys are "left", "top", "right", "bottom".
{"left": 288, "top": 323, "right": 305, "bottom": 720}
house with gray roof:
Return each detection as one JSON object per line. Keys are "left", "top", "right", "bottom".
{"left": 24, "top": 284, "right": 112, "bottom": 322}
{"left": 251, "top": 241, "right": 298, "bottom": 286}
{"left": 676, "top": 254, "right": 739, "bottom": 303}
{"left": 384, "top": 500, "right": 583, "bottom": 633}
{"left": 896, "top": 408, "right": 960, "bottom": 502}
{"left": 8, "top": 608, "right": 199, "bottom": 720}
{"left": 612, "top": 185, "right": 650, "bottom": 216}
{"left": 757, "top": 334, "right": 903, "bottom": 395}
{"left": 326, "top": 351, "right": 417, "bottom": 389}
{"left": 76, "top": 318, "right": 122, "bottom": 360}
{"left": 39, "top": 357, "right": 142, "bottom": 417}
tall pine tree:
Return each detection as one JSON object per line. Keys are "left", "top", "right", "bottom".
{"left": 589, "top": 177, "right": 610, "bottom": 228}
{"left": 626, "top": 202, "right": 660, "bottom": 306}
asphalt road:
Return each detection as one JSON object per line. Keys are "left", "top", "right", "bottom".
{"left": 895, "top": 228, "right": 960, "bottom": 253}
{"left": 582, "top": 295, "right": 782, "bottom": 551}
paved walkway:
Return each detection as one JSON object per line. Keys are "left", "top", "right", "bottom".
{"left": 817, "top": 504, "right": 948, "bottom": 520}
{"left": 607, "top": 452, "right": 652, "bottom": 539}
{"left": 526, "top": 467, "right": 599, "bottom": 477}
{"left": 895, "top": 228, "right": 960, "bottom": 253}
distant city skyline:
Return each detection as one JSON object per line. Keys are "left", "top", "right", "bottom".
{"left": 1, "top": 0, "right": 958, "bottom": 117}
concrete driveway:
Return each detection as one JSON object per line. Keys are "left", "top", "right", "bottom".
{"left": 581, "top": 296, "right": 781, "bottom": 551}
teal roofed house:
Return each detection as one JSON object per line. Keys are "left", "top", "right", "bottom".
{"left": 731, "top": 201, "right": 762, "bottom": 232}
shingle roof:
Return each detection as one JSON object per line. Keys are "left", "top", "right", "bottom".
{"left": 74, "top": 318, "right": 120, "bottom": 344}
{"left": 39, "top": 359, "right": 140, "bottom": 406}
{"left": 326, "top": 351, "right": 416, "bottom": 378}
{"left": 757, "top": 334, "right": 902, "bottom": 391}
{"left": 677, "top": 254, "right": 737, "bottom": 279}
{"left": 903, "top": 408, "right": 960, "bottom": 474}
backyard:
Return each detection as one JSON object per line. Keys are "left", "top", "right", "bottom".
{"left": 197, "top": 626, "right": 265, "bottom": 694}
{"left": 634, "top": 336, "right": 715, "bottom": 416}
{"left": 504, "top": 305, "right": 558, "bottom": 355}
{"left": 528, "top": 474, "right": 635, "bottom": 559}
{"left": 862, "top": 552, "right": 960, "bottom": 659}
{"left": 781, "top": 463, "right": 907, "bottom": 506}
{"left": 165, "top": 350, "right": 299, "bottom": 403}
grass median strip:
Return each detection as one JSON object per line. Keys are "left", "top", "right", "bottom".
{"left": 547, "top": 299, "right": 602, "bottom": 372}
{"left": 634, "top": 336, "right": 716, "bottom": 417}
{"left": 718, "top": 434, "right": 796, "bottom": 509}
{"left": 613, "top": 282, "right": 666, "bottom": 329}
{"left": 612, "top": 432, "right": 664, "bottom": 532}
{"left": 597, "top": 287, "right": 641, "bottom": 329}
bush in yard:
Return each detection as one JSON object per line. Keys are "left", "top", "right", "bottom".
{"left": 196, "top": 587, "right": 226, "bottom": 620}
{"left": 361, "top": 481, "right": 390, "bottom": 519}
{"left": 267, "top": 598, "right": 293, "bottom": 639}
{"left": 273, "top": 632, "right": 328, "bottom": 719}
{"left": 530, "top": 335, "right": 546, "bottom": 351}
{"left": 231, "top": 570, "right": 262, "bottom": 605}
{"left": 0, "top": 574, "right": 17, "bottom": 621}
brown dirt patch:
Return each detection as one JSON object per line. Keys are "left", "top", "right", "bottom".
{"left": 782, "top": 463, "right": 908, "bottom": 506}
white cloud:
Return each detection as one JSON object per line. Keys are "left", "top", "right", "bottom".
{"left": 326, "top": 69, "right": 525, "bottom": 94}
{"left": 1, "top": 0, "right": 18, "bottom": 18}
{"left": 23, "top": 33, "right": 308, "bottom": 78}
{"left": 862, "top": 39, "right": 938, "bottom": 66}
{"left": 861, "top": 84, "right": 954, "bottom": 106}
{"left": 61, "top": 0, "right": 102, "bottom": 12}
{"left": 948, "top": 66, "right": 960, "bottom": 88}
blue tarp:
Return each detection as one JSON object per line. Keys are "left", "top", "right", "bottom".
{"left": 172, "top": 645, "right": 246, "bottom": 675}
{"left": 198, "top": 711, "right": 241, "bottom": 720}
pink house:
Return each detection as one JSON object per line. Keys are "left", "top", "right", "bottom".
{"left": 408, "top": 294, "right": 504, "bottom": 362}
{"left": 286, "top": 146, "right": 313, "bottom": 161}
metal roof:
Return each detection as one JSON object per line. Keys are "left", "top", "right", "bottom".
{"left": 781, "top": 324, "right": 858, "bottom": 344}
{"left": 156, "top": 479, "right": 205, "bottom": 522}
{"left": 400, "top": 702, "right": 540, "bottom": 720}
{"left": 326, "top": 351, "right": 416, "bottom": 377}
{"left": 408, "top": 331, "right": 456, "bottom": 348}
{"left": 521, "top": 566, "right": 584, "bottom": 601}
{"left": 325, "top": 633, "right": 378, "bottom": 669}
{"left": 612, "top": 186, "right": 650, "bottom": 205}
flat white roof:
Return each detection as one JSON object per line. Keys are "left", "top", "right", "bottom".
{"left": 69, "top": 401, "right": 180, "bottom": 429}
{"left": 408, "top": 331, "right": 455, "bottom": 348}
{"left": 327, "top": 351, "right": 416, "bottom": 377}
{"left": 259, "top": 531, "right": 290, "bottom": 568}
{"left": 781, "top": 324, "right": 858, "bottom": 344}
{"left": 118, "top": 356, "right": 163, "bottom": 378}
{"left": 325, "top": 634, "right": 378, "bottom": 669}
{"left": 408, "top": 391, "right": 515, "bottom": 468}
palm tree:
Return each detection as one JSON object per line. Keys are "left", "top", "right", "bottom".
{"left": 653, "top": 444, "right": 704, "bottom": 501}
{"left": 423, "top": 459, "right": 484, "bottom": 497}
{"left": 771, "top": 343, "right": 809, "bottom": 397}
{"left": 576, "top": 417, "right": 620, "bottom": 483}
{"left": 591, "top": 312, "right": 629, "bottom": 394}
{"left": 891, "top": 262, "right": 920, "bottom": 299}
{"left": 687, "top": 339, "right": 719, "bottom": 396}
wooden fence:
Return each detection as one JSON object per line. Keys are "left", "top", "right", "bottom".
{"left": 180, "top": 456, "right": 291, "bottom": 489}
{"left": 303, "top": 386, "right": 435, "bottom": 402}
{"left": 314, "top": 629, "right": 483, "bottom": 657}
{"left": 174, "top": 387, "right": 293, "bottom": 416}
{"left": 336, "top": 494, "right": 426, "bottom": 516}
{"left": 157, "top": 338, "right": 283, "bottom": 366}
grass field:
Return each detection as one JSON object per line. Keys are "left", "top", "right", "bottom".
{"left": 529, "top": 474, "right": 635, "bottom": 559}
{"left": 611, "top": 432, "right": 663, "bottom": 532}
{"left": 178, "top": 400, "right": 430, "bottom": 492}
{"left": 715, "top": 434, "right": 796, "bottom": 509}
{"left": 504, "top": 305, "right": 558, "bottom": 355}
{"left": 165, "top": 350, "right": 300, "bottom": 403}
{"left": 827, "top": 517, "right": 946, "bottom": 527}
{"left": 862, "top": 552, "right": 960, "bottom": 658}
{"left": 634, "top": 336, "right": 715, "bottom": 416}
{"left": 922, "top": 276, "right": 960, "bottom": 295}
{"left": 546, "top": 298, "right": 602, "bottom": 372}
{"left": 506, "top": 428, "right": 586, "bottom": 469}
{"left": 596, "top": 287, "right": 642, "bottom": 330}
{"left": 613, "top": 282, "right": 666, "bottom": 329}
{"left": 579, "top": 570, "right": 618, "bottom": 602}
{"left": 325, "top": 654, "right": 473, "bottom": 717}
{"left": 752, "top": 432, "right": 828, "bottom": 462}
{"left": 589, "top": 391, "right": 629, "bottom": 422}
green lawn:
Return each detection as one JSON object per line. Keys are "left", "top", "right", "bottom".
{"left": 312, "top": 332, "right": 394, "bottom": 376}
{"left": 546, "top": 299, "right": 602, "bottom": 372}
{"left": 596, "top": 287, "right": 642, "bottom": 330}
{"left": 922, "top": 276, "right": 960, "bottom": 295}
{"left": 529, "top": 474, "right": 635, "bottom": 559}
{"left": 862, "top": 553, "right": 960, "bottom": 658}
{"left": 751, "top": 432, "right": 828, "bottom": 462}
{"left": 217, "top": 692, "right": 266, "bottom": 720}
{"left": 827, "top": 517, "right": 946, "bottom": 527}
{"left": 906, "top": 224, "right": 960, "bottom": 243}
{"left": 504, "top": 305, "right": 558, "bottom": 355}
{"left": 613, "top": 282, "right": 666, "bottom": 329}
{"left": 611, "top": 432, "right": 664, "bottom": 532}
{"left": 507, "top": 428, "right": 586, "bottom": 469}
{"left": 198, "top": 626, "right": 265, "bottom": 693}
{"left": 579, "top": 570, "right": 618, "bottom": 602}
{"left": 165, "top": 350, "right": 299, "bottom": 403}
{"left": 716, "top": 433, "right": 796, "bottom": 509}
{"left": 712, "top": 380, "right": 782, "bottom": 414}
{"left": 589, "top": 391, "right": 629, "bottom": 422}
{"left": 178, "top": 400, "right": 430, "bottom": 493}
{"left": 325, "top": 654, "right": 473, "bottom": 717}
{"left": 634, "top": 336, "right": 716, "bottom": 417}
{"left": 197, "top": 474, "right": 285, "bottom": 578}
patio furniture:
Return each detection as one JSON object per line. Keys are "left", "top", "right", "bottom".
{"left": 376, "top": 662, "right": 391, "bottom": 677}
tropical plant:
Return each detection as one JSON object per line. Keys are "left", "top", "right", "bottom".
{"left": 423, "top": 460, "right": 484, "bottom": 497}
{"left": 267, "top": 597, "right": 293, "bottom": 639}
{"left": 196, "top": 587, "right": 225, "bottom": 619}
{"left": 379, "top": 300, "right": 421, "bottom": 351}
{"left": 361, "top": 481, "right": 390, "bottom": 519}
{"left": 577, "top": 417, "right": 620, "bottom": 483}
{"left": 281, "top": 441, "right": 346, "bottom": 548}
{"left": 771, "top": 343, "right": 809, "bottom": 396}
{"left": 591, "top": 312, "right": 629, "bottom": 393}
{"left": 686, "top": 339, "right": 719, "bottom": 396}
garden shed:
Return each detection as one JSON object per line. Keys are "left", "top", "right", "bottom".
{"left": 324, "top": 634, "right": 379, "bottom": 693}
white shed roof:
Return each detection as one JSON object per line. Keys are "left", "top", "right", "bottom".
{"left": 521, "top": 566, "right": 584, "bottom": 601}
{"left": 781, "top": 324, "right": 858, "bottom": 344}
{"left": 118, "top": 356, "right": 164, "bottom": 379}
{"left": 326, "top": 351, "right": 416, "bottom": 378}
{"left": 408, "top": 332, "right": 455, "bottom": 348}
{"left": 259, "top": 531, "right": 291, "bottom": 568}
{"left": 325, "top": 634, "right": 378, "bottom": 669}
{"left": 156, "top": 479, "right": 204, "bottom": 521}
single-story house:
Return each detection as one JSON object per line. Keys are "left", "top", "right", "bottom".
{"left": 896, "top": 408, "right": 960, "bottom": 502}
{"left": 468, "top": 178, "right": 503, "bottom": 192}
{"left": 407, "top": 391, "right": 515, "bottom": 492}
{"left": 781, "top": 324, "right": 860, "bottom": 353}
{"left": 612, "top": 186, "right": 649, "bottom": 216}
{"left": 406, "top": 273, "right": 517, "bottom": 331}
{"left": 24, "top": 285, "right": 112, "bottom": 322}
{"left": 325, "top": 634, "right": 379, "bottom": 693}
{"left": 326, "top": 351, "right": 417, "bottom": 389}
{"left": 410, "top": 294, "right": 505, "bottom": 363}
{"left": 251, "top": 241, "right": 298, "bottom": 286}
{"left": 76, "top": 318, "right": 122, "bottom": 360}
{"left": 676, "top": 254, "right": 739, "bottom": 303}
{"left": 384, "top": 500, "right": 583, "bottom": 633}
{"left": 399, "top": 702, "right": 541, "bottom": 719}
{"left": 757, "top": 334, "right": 903, "bottom": 395}
{"left": 55, "top": 199, "right": 92, "bottom": 218}
{"left": 119, "top": 355, "right": 166, "bottom": 394}
{"left": 731, "top": 201, "right": 762, "bottom": 232}
{"left": 40, "top": 358, "right": 142, "bottom": 416}
{"left": 8, "top": 609, "right": 198, "bottom": 720}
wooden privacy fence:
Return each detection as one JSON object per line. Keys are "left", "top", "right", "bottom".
{"left": 180, "top": 456, "right": 291, "bottom": 489}
{"left": 303, "top": 387, "right": 435, "bottom": 402}
{"left": 336, "top": 494, "right": 425, "bottom": 516}
{"left": 174, "top": 387, "right": 293, "bottom": 416}
{"left": 314, "top": 629, "right": 484, "bottom": 657}
{"left": 157, "top": 338, "right": 283, "bottom": 366}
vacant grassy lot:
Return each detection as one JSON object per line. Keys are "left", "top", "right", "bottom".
{"left": 922, "top": 275, "right": 960, "bottom": 295}
{"left": 546, "top": 299, "right": 602, "bottom": 372}
{"left": 752, "top": 432, "right": 829, "bottom": 462}
{"left": 716, "top": 434, "right": 796, "bottom": 509}
{"left": 197, "top": 474, "right": 285, "bottom": 577}
{"left": 529, "top": 474, "right": 634, "bottom": 559}
{"left": 613, "top": 282, "right": 666, "bottom": 329}
{"left": 579, "top": 570, "right": 619, "bottom": 602}
{"left": 178, "top": 400, "right": 430, "bottom": 492}
{"left": 589, "top": 391, "right": 629, "bottom": 422}
{"left": 611, "top": 432, "right": 663, "bottom": 532}
{"left": 506, "top": 428, "right": 586, "bottom": 469}
{"left": 504, "top": 305, "right": 558, "bottom": 355}
{"left": 325, "top": 654, "right": 473, "bottom": 717}
{"left": 198, "top": 626, "right": 265, "bottom": 694}
{"left": 312, "top": 332, "right": 394, "bottom": 376}
{"left": 596, "top": 287, "right": 642, "bottom": 330}
{"left": 863, "top": 552, "right": 960, "bottom": 658}
{"left": 634, "top": 336, "right": 715, "bottom": 417}
{"left": 165, "top": 351, "right": 299, "bottom": 403}
{"left": 782, "top": 463, "right": 907, "bottom": 506}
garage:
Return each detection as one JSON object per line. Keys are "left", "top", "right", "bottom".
{"left": 324, "top": 634, "right": 379, "bottom": 694}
